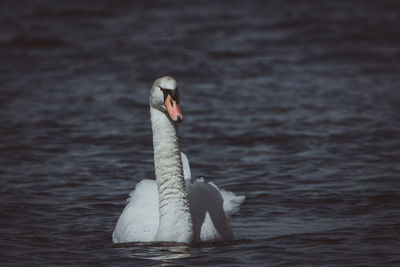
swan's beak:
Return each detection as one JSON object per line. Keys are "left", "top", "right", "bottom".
{"left": 165, "top": 94, "right": 183, "bottom": 122}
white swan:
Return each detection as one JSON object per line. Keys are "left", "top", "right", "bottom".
{"left": 112, "top": 76, "right": 245, "bottom": 244}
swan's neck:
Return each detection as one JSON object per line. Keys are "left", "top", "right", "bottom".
{"left": 150, "top": 107, "right": 193, "bottom": 243}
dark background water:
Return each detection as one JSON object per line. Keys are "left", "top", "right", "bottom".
{"left": 1, "top": 0, "right": 400, "bottom": 266}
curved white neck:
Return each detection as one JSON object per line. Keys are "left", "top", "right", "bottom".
{"left": 150, "top": 107, "right": 193, "bottom": 243}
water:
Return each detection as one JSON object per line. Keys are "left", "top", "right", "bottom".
{"left": 1, "top": 0, "right": 400, "bottom": 265}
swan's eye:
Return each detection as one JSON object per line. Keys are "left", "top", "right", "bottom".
{"left": 160, "top": 88, "right": 179, "bottom": 103}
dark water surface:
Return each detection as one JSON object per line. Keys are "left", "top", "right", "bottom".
{"left": 1, "top": 0, "right": 400, "bottom": 266}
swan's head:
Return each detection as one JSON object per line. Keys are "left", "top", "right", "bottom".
{"left": 150, "top": 76, "right": 183, "bottom": 122}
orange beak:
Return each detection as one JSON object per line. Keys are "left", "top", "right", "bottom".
{"left": 165, "top": 94, "right": 183, "bottom": 122}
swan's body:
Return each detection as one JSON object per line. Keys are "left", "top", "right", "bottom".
{"left": 112, "top": 76, "right": 244, "bottom": 244}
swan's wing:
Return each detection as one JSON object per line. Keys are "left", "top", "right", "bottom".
{"left": 187, "top": 180, "right": 233, "bottom": 241}
{"left": 181, "top": 152, "right": 191, "bottom": 181}
{"left": 187, "top": 179, "right": 245, "bottom": 242}
{"left": 182, "top": 153, "right": 245, "bottom": 242}
{"left": 112, "top": 179, "right": 159, "bottom": 243}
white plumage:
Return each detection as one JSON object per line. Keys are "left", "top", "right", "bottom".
{"left": 112, "top": 76, "right": 245, "bottom": 244}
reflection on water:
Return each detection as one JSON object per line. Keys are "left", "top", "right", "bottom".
{"left": 116, "top": 242, "right": 192, "bottom": 264}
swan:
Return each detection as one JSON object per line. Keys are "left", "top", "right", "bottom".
{"left": 112, "top": 76, "right": 245, "bottom": 244}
